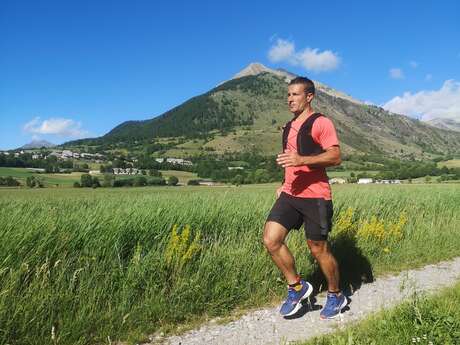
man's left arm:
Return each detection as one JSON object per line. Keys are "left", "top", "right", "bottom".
{"left": 276, "top": 146, "right": 341, "bottom": 168}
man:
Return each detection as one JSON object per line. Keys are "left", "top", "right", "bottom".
{"left": 263, "top": 77, "right": 346, "bottom": 320}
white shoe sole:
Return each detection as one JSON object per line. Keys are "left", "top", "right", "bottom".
{"left": 282, "top": 282, "right": 313, "bottom": 317}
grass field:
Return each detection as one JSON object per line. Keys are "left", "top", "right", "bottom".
{"left": 0, "top": 167, "right": 83, "bottom": 186}
{"left": 0, "top": 184, "right": 459, "bottom": 344}
{"left": 302, "top": 280, "right": 460, "bottom": 345}
{"left": 0, "top": 167, "right": 198, "bottom": 187}
{"left": 437, "top": 159, "right": 460, "bottom": 169}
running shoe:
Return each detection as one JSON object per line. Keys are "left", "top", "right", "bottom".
{"left": 320, "top": 292, "right": 347, "bottom": 319}
{"left": 279, "top": 279, "right": 313, "bottom": 316}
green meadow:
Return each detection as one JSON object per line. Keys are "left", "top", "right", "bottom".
{"left": 0, "top": 184, "right": 459, "bottom": 344}
{"left": 0, "top": 167, "right": 198, "bottom": 187}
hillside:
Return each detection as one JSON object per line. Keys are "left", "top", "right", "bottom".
{"left": 64, "top": 64, "right": 460, "bottom": 158}
{"left": 426, "top": 118, "right": 460, "bottom": 132}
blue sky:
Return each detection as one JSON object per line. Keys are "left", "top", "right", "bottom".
{"left": 1, "top": 0, "right": 459, "bottom": 150}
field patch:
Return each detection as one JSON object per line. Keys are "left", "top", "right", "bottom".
{"left": 0, "top": 185, "right": 459, "bottom": 344}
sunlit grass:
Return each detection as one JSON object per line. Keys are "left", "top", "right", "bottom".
{"left": 0, "top": 184, "right": 459, "bottom": 344}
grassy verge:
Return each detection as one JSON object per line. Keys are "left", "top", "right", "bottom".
{"left": 300, "top": 281, "right": 460, "bottom": 345}
{"left": 0, "top": 184, "right": 459, "bottom": 344}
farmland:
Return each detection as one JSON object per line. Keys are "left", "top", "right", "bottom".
{"left": 0, "top": 167, "right": 198, "bottom": 186}
{"left": 0, "top": 184, "right": 459, "bottom": 344}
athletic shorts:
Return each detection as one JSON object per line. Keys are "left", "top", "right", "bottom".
{"left": 266, "top": 192, "right": 333, "bottom": 241}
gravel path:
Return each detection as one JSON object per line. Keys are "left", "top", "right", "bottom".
{"left": 151, "top": 257, "right": 460, "bottom": 345}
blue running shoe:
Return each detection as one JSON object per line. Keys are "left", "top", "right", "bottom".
{"left": 280, "top": 280, "right": 313, "bottom": 316}
{"left": 320, "top": 292, "right": 347, "bottom": 319}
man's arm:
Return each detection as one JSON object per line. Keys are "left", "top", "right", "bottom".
{"left": 276, "top": 146, "right": 341, "bottom": 168}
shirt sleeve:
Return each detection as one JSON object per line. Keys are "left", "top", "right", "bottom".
{"left": 311, "top": 117, "right": 339, "bottom": 149}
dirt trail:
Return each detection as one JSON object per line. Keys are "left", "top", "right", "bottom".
{"left": 151, "top": 257, "right": 460, "bottom": 345}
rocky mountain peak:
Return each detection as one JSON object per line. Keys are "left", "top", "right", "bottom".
{"left": 231, "top": 62, "right": 363, "bottom": 105}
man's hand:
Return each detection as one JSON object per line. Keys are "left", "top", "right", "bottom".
{"left": 276, "top": 150, "right": 305, "bottom": 168}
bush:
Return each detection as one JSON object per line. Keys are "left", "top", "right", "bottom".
{"left": 113, "top": 178, "right": 134, "bottom": 187}
{"left": 73, "top": 182, "right": 81, "bottom": 188}
{"left": 148, "top": 177, "right": 166, "bottom": 186}
{"left": 187, "top": 179, "right": 200, "bottom": 186}
{"left": 92, "top": 177, "right": 100, "bottom": 188}
{"left": 102, "top": 174, "right": 115, "bottom": 188}
{"left": 133, "top": 176, "right": 148, "bottom": 187}
{"left": 26, "top": 176, "right": 44, "bottom": 188}
{"left": 0, "top": 176, "right": 20, "bottom": 187}
{"left": 168, "top": 176, "right": 179, "bottom": 186}
{"left": 80, "top": 174, "right": 93, "bottom": 187}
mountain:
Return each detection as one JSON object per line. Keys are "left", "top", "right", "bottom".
{"left": 425, "top": 118, "right": 460, "bottom": 132}
{"left": 232, "top": 62, "right": 296, "bottom": 82}
{"left": 64, "top": 63, "right": 460, "bottom": 158}
{"left": 20, "top": 140, "right": 56, "bottom": 149}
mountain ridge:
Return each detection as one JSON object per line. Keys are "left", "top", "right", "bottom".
{"left": 20, "top": 139, "right": 56, "bottom": 150}
{"left": 63, "top": 64, "right": 460, "bottom": 158}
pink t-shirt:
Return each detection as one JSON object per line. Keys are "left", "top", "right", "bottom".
{"left": 281, "top": 115, "right": 339, "bottom": 200}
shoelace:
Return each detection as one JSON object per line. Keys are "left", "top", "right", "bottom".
{"left": 286, "top": 287, "right": 300, "bottom": 303}
{"left": 324, "top": 294, "right": 340, "bottom": 310}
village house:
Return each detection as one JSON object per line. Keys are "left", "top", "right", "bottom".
{"left": 155, "top": 157, "right": 193, "bottom": 166}
{"left": 329, "top": 177, "right": 346, "bottom": 184}
{"left": 112, "top": 167, "right": 142, "bottom": 175}
{"left": 358, "top": 178, "right": 374, "bottom": 184}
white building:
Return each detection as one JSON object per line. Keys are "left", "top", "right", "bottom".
{"left": 329, "top": 177, "right": 346, "bottom": 184}
{"left": 112, "top": 168, "right": 142, "bottom": 175}
{"left": 155, "top": 157, "right": 193, "bottom": 166}
{"left": 358, "top": 178, "right": 374, "bottom": 184}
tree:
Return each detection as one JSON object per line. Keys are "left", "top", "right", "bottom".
{"left": 133, "top": 176, "right": 147, "bottom": 187}
{"left": 80, "top": 174, "right": 93, "bottom": 187}
{"left": 92, "top": 177, "right": 100, "bottom": 188}
{"left": 148, "top": 177, "right": 166, "bottom": 185}
{"left": 168, "top": 176, "right": 179, "bottom": 186}
{"left": 102, "top": 174, "right": 115, "bottom": 187}
{"left": 26, "top": 176, "right": 36, "bottom": 188}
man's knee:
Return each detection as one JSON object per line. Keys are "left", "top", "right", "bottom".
{"left": 263, "top": 222, "right": 286, "bottom": 253}
{"left": 307, "top": 239, "right": 329, "bottom": 259}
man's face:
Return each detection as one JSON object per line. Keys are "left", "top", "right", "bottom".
{"left": 287, "top": 84, "right": 313, "bottom": 115}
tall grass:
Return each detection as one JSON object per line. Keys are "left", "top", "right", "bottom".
{"left": 0, "top": 184, "right": 459, "bottom": 344}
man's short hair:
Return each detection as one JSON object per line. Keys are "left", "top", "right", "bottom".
{"left": 289, "top": 77, "right": 315, "bottom": 95}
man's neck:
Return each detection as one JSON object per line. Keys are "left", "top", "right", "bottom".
{"left": 294, "top": 107, "right": 315, "bottom": 122}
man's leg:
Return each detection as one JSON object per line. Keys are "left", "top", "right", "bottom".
{"left": 263, "top": 221, "right": 298, "bottom": 284}
{"left": 307, "top": 239, "right": 347, "bottom": 319}
{"left": 263, "top": 221, "right": 313, "bottom": 316}
{"left": 307, "top": 239, "right": 339, "bottom": 292}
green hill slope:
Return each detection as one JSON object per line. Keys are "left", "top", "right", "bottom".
{"left": 64, "top": 70, "right": 460, "bottom": 158}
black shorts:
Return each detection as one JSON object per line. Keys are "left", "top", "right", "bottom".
{"left": 266, "top": 192, "right": 333, "bottom": 241}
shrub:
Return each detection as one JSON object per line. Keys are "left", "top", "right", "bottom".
{"left": 148, "top": 177, "right": 166, "bottom": 186}
{"left": 168, "top": 176, "right": 179, "bottom": 186}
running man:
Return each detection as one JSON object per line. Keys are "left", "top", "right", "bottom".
{"left": 263, "top": 77, "right": 347, "bottom": 319}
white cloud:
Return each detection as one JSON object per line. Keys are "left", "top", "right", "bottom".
{"left": 268, "top": 39, "right": 295, "bottom": 63}
{"left": 425, "top": 74, "right": 433, "bottom": 81}
{"left": 23, "top": 117, "right": 89, "bottom": 138}
{"left": 383, "top": 79, "right": 460, "bottom": 121}
{"left": 389, "top": 68, "right": 404, "bottom": 79}
{"left": 268, "top": 38, "right": 340, "bottom": 73}
{"left": 409, "top": 61, "right": 418, "bottom": 68}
